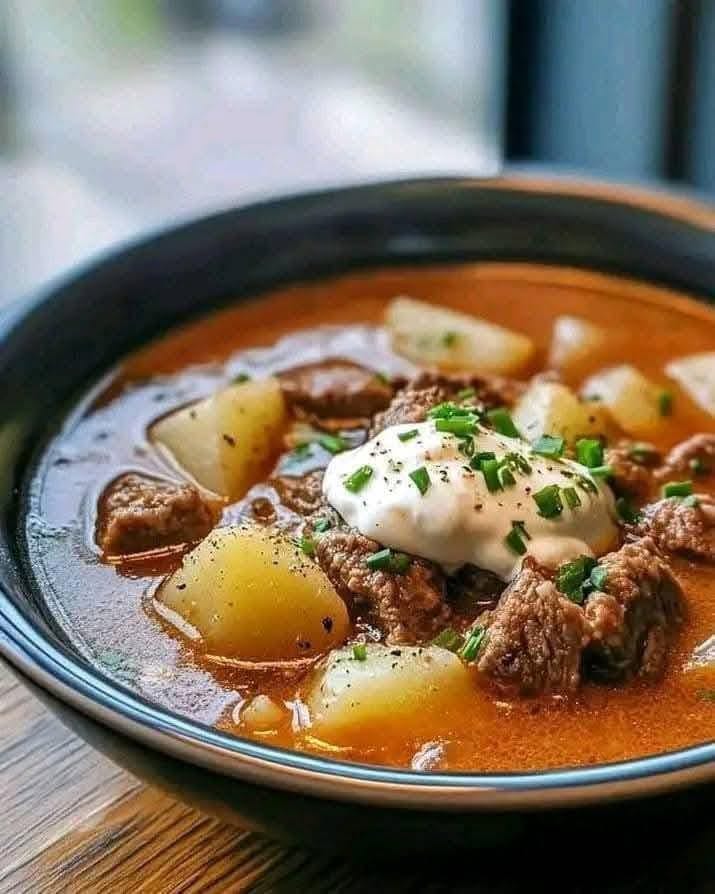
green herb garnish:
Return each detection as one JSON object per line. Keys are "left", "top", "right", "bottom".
{"left": 297, "top": 535, "right": 316, "bottom": 557}
{"left": 576, "top": 438, "right": 604, "bottom": 468}
{"left": 658, "top": 390, "right": 673, "bottom": 416}
{"left": 344, "top": 465, "right": 373, "bottom": 492}
{"left": 366, "top": 548, "right": 412, "bottom": 574}
{"left": 231, "top": 372, "right": 252, "bottom": 384}
{"left": 398, "top": 428, "right": 419, "bottom": 442}
{"left": 532, "top": 435, "right": 565, "bottom": 459}
{"left": 616, "top": 497, "right": 641, "bottom": 523}
{"left": 432, "top": 627, "right": 465, "bottom": 653}
{"left": 486, "top": 407, "right": 520, "bottom": 438}
{"left": 589, "top": 464, "right": 613, "bottom": 479}
{"left": 505, "top": 524, "right": 527, "bottom": 555}
{"left": 457, "top": 387, "right": 476, "bottom": 400}
{"left": 352, "top": 643, "right": 368, "bottom": 661}
{"left": 460, "top": 627, "right": 487, "bottom": 662}
{"left": 532, "top": 484, "right": 564, "bottom": 518}
{"left": 435, "top": 416, "right": 478, "bottom": 437}
{"left": 563, "top": 486, "right": 582, "bottom": 509}
{"left": 442, "top": 331, "right": 458, "bottom": 347}
{"left": 313, "top": 517, "right": 331, "bottom": 533}
{"left": 318, "top": 433, "right": 348, "bottom": 454}
{"left": 663, "top": 480, "right": 693, "bottom": 498}
{"left": 409, "top": 466, "right": 431, "bottom": 495}
{"left": 555, "top": 556, "right": 597, "bottom": 603}
{"left": 480, "top": 458, "right": 502, "bottom": 493}
{"left": 589, "top": 565, "right": 608, "bottom": 591}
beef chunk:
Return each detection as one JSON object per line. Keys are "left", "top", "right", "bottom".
{"left": 583, "top": 538, "right": 682, "bottom": 680}
{"left": 272, "top": 470, "right": 327, "bottom": 516}
{"left": 97, "top": 473, "right": 218, "bottom": 556}
{"left": 314, "top": 530, "right": 450, "bottom": 644}
{"left": 370, "top": 370, "right": 523, "bottom": 435}
{"left": 279, "top": 360, "right": 393, "bottom": 419}
{"left": 634, "top": 496, "right": 715, "bottom": 562}
{"left": 476, "top": 559, "right": 590, "bottom": 693}
{"left": 660, "top": 433, "right": 715, "bottom": 480}
{"left": 605, "top": 441, "right": 660, "bottom": 501}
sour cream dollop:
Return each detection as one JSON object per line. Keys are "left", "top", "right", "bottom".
{"left": 323, "top": 421, "right": 618, "bottom": 580}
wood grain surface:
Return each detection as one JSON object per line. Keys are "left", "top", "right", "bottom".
{"left": 1, "top": 661, "right": 714, "bottom": 893}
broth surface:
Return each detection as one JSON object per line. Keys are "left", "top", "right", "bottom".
{"left": 26, "top": 263, "right": 715, "bottom": 771}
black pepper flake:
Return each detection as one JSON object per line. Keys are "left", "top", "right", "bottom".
{"left": 222, "top": 433, "right": 236, "bottom": 447}
{"left": 176, "top": 583, "right": 187, "bottom": 591}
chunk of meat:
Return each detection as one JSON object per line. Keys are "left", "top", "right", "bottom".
{"left": 370, "top": 370, "right": 523, "bottom": 435}
{"left": 583, "top": 537, "right": 682, "bottom": 681}
{"left": 659, "top": 433, "right": 715, "bottom": 480}
{"left": 97, "top": 473, "right": 219, "bottom": 556}
{"left": 476, "top": 559, "right": 590, "bottom": 694}
{"left": 272, "top": 470, "right": 327, "bottom": 516}
{"left": 314, "top": 530, "right": 450, "bottom": 644}
{"left": 634, "top": 496, "right": 715, "bottom": 562}
{"left": 605, "top": 440, "right": 660, "bottom": 501}
{"left": 279, "top": 360, "right": 393, "bottom": 419}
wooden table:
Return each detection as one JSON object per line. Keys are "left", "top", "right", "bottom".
{"left": 2, "top": 661, "right": 714, "bottom": 893}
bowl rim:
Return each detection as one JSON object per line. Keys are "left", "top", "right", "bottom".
{"left": 1, "top": 172, "right": 714, "bottom": 812}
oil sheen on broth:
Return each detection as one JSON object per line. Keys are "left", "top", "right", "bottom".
{"left": 25, "top": 264, "right": 715, "bottom": 772}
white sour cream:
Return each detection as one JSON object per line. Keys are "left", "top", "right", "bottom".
{"left": 323, "top": 421, "right": 618, "bottom": 580}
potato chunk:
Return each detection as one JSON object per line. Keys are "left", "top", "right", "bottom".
{"left": 580, "top": 365, "right": 666, "bottom": 437}
{"left": 513, "top": 381, "right": 614, "bottom": 445}
{"left": 305, "top": 644, "right": 472, "bottom": 742}
{"left": 547, "top": 315, "right": 605, "bottom": 371}
{"left": 666, "top": 352, "right": 715, "bottom": 416}
{"left": 386, "top": 296, "right": 534, "bottom": 375}
{"left": 152, "top": 378, "right": 286, "bottom": 499}
{"left": 158, "top": 525, "right": 349, "bottom": 661}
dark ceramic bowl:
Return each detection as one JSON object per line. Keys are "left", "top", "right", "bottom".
{"left": 1, "top": 175, "right": 714, "bottom": 856}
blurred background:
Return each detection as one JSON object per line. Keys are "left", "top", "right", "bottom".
{"left": 1, "top": 0, "right": 713, "bottom": 305}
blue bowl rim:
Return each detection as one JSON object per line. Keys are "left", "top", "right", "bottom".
{"left": 1, "top": 172, "right": 714, "bottom": 812}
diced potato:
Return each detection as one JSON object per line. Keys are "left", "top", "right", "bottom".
{"left": 513, "top": 381, "right": 615, "bottom": 445}
{"left": 580, "top": 365, "right": 666, "bottom": 437}
{"left": 666, "top": 352, "right": 715, "bottom": 416}
{"left": 305, "top": 644, "right": 472, "bottom": 742}
{"left": 547, "top": 315, "right": 605, "bottom": 370}
{"left": 386, "top": 296, "right": 534, "bottom": 375}
{"left": 158, "top": 525, "right": 349, "bottom": 661}
{"left": 152, "top": 378, "right": 286, "bottom": 499}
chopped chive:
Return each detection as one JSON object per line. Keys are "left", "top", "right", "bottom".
{"left": 532, "top": 435, "right": 565, "bottom": 459}
{"left": 469, "top": 450, "right": 496, "bottom": 470}
{"left": 398, "top": 428, "right": 419, "bottom": 442}
{"left": 366, "top": 548, "right": 392, "bottom": 570}
{"left": 231, "top": 372, "right": 252, "bottom": 384}
{"left": 435, "top": 416, "right": 478, "bottom": 437}
{"left": 432, "top": 627, "right": 465, "bottom": 653}
{"left": 480, "top": 458, "right": 502, "bottom": 493}
{"left": 459, "top": 626, "right": 486, "bottom": 662}
{"left": 589, "top": 566, "right": 608, "bottom": 591}
{"left": 486, "top": 407, "right": 520, "bottom": 438}
{"left": 663, "top": 480, "right": 693, "bottom": 498}
{"left": 589, "top": 464, "right": 613, "bottom": 479}
{"left": 297, "top": 535, "right": 316, "bottom": 557}
{"left": 457, "top": 387, "right": 476, "bottom": 400}
{"left": 576, "top": 474, "right": 598, "bottom": 494}
{"left": 532, "top": 484, "right": 563, "bottom": 518}
{"left": 318, "top": 433, "right": 348, "bottom": 454}
{"left": 615, "top": 497, "right": 641, "bottom": 524}
{"left": 344, "top": 465, "right": 373, "bottom": 492}
{"left": 409, "top": 466, "right": 431, "bottom": 495}
{"left": 288, "top": 442, "right": 312, "bottom": 460}
{"left": 374, "top": 371, "right": 390, "bottom": 385}
{"left": 658, "top": 390, "right": 673, "bottom": 416}
{"left": 512, "top": 520, "right": 531, "bottom": 540}
{"left": 576, "top": 438, "right": 604, "bottom": 468}
{"left": 683, "top": 494, "right": 700, "bottom": 508}
{"left": 458, "top": 437, "right": 476, "bottom": 458}
{"left": 313, "top": 517, "right": 331, "bottom": 533}
{"left": 505, "top": 525, "right": 527, "bottom": 555}
{"left": 442, "top": 331, "right": 458, "bottom": 347}
{"left": 506, "top": 451, "right": 532, "bottom": 474}
{"left": 352, "top": 643, "right": 368, "bottom": 661}
{"left": 563, "top": 486, "right": 582, "bottom": 509}
{"left": 690, "top": 457, "right": 710, "bottom": 476}
{"left": 428, "top": 402, "right": 470, "bottom": 419}
{"left": 499, "top": 467, "right": 517, "bottom": 488}
{"left": 555, "top": 555, "right": 597, "bottom": 603}
{"left": 389, "top": 552, "right": 412, "bottom": 574}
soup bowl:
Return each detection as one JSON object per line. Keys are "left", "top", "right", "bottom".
{"left": 0, "top": 175, "right": 714, "bottom": 855}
